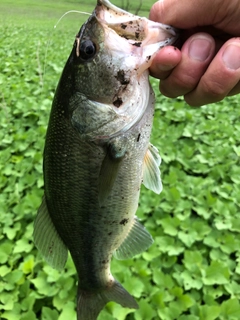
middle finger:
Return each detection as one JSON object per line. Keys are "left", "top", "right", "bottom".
{"left": 160, "top": 33, "right": 216, "bottom": 98}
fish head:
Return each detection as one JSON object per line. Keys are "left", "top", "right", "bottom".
{"left": 66, "top": 0, "right": 178, "bottom": 137}
{"left": 70, "top": 0, "right": 177, "bottom": 104}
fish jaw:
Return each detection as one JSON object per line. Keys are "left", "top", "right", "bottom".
{"left": 95, "top": 0, "right": 178, "bottom": 75}
{"left": 69, "top": 0, "right": 178, "bottom": 140}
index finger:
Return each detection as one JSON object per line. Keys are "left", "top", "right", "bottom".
{"left": 149, "top": 0, "right": 225, "bottom": 28}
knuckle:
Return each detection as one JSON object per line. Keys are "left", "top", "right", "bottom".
{"left": 160, "top": 72, "right": 197, "bottom": 98}
{"left": 175, "top": 73, "right": 197, "bottom": 90}
{"left": 228, "top": 81, "right": 240, "bottom": 96}
{"left": 201, "top": 77, "right": 226, "bottom": 100}
{"left": 160, "top": 82, "right": 179, "bottom": 98}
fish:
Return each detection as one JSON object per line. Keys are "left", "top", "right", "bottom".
{"left": 33, "top": 1, "right": 178, "bottom": 319}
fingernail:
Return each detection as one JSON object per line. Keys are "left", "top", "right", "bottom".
{"left": 222, "top": 44, "right": 240, "bottom": 70}
{"left": 157, "top": 64, "right": 174, "bottom": 71}
{"left": 189, "top": 38, "right": 212, "bottom": 61}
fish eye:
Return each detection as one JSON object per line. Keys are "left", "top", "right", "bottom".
{"left": 79, "top": 40, "right": 96, "bottom": 61}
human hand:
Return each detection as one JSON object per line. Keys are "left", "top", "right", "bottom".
{"left": 149, "top": 0, "right": 240, "bottom": 106}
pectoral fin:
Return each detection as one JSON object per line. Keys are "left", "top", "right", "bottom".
{"left": 114, "top": 217, "right": 153, "bottom": 260}
{"left": 33, "top": 196, "right": 68, "bottom": 270}
{"left": 142, "top": 143, "right": 162, "bottom": 194}
{"left": 98, "top": 139, "right": 126, "bottom": 206}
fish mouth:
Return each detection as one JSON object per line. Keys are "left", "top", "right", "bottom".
{"left": 95, "top": 0, "right": 178, "bottom": 54}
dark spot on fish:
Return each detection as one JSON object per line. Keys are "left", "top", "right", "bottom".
{"left": 108, "top": 232, "right": 112, "bottom": 236}
{"left": 135, "top": 32, "right": 139, "bottom": 39}
{"left": 121, "top": 23, "right": 127, "bottom": 29}
{"left": 120, "top": 218, "right": 129, "bottom": 225}
{"left": 174, "top": 47, "right": 177, "bottom": 50}
{"left": 113, "top": 97, "right": 123, "bottom": 108}
{"left": 137, "top": 133, "right": 141, "bottom": 142}
{"left": 132, "top": 42, "right": 142, "bottom": 47}
{"left": 129, "top": 21, "right": 133, "bottom": 24}
{"left": 115, "top": 70, "right": 130, "bottom": 85}
{"left": 48, "top": 241, "right": 54, "bottom": 254}
{"left": 146, "top": 55, "right": 151, "bottom": 62}
{"left": 102, "top": 259, "right": 109, "bottom": 264}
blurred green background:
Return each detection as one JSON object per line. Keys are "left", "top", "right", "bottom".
{"left": 1, "top": 0, "right": 240, "bottom": 319}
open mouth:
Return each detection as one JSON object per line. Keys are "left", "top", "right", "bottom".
{"left": 95, "top": 0, "right": 178, "bottom": 46}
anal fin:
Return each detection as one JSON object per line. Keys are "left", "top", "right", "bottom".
{"left": 33, "top": 195, "right": 68, "bottom": 270}
{"left": 114, "top": 217, "right": 153, "bottom": 260}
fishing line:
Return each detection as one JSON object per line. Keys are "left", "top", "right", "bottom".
{"left": 54, "top": 10, "right": 91, "bottom": 29}
{"left": 41, "top": 10, "right": 91, "bottom": 90}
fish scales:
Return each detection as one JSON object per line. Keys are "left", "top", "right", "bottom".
{"left": 45, "top": 82, "right": 154, "bottom": 280}
{"left": 33, "top": 0, "right": 178, "bottom": 319}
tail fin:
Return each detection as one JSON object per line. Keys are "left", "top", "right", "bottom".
{"left": 77, "top": 280, "right": 138, "bottom": 320}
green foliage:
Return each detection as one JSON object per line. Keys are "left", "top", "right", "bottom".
{"left": 1, "top": 0, "right": 240, "bottom": 319}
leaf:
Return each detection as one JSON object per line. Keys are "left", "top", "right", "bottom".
{"left": 160, "top": 217, "right": 180, "bottom": 236}
{"left": 135, "top": 299, "right": 157, "bottom": 320}
{"left": 58, "top": 301, "right": 76, "bottom": 320}
{"left": 123, "top": 275, "right": 144, "bottom": 298}
{"left": 5, "top": 269, "right": 23, "bottom": 285}
{"left": 155, "top": 236, "right": 185, "bottom": 255}
{"left": 0, "top": 241, "right": 13, "bottom": 263}
{"left": 199, "top": 305, "right": 220, "bottom": 320}
{"left": 42, "top": 307, "right": 59, "bottom": 320}
{"left": 21, "top": 296, "right": 36, "bottom": 312}
{"left": 111, "top": 303, "right": 134, "bottom": 320}
{"left": 153, "top": 269, "right": 174, "bottom": 289}
{"left": 31, "top": 273, "right": 58, "bottom": 296}
{"left": 179, "top": 316, "right": 199, "bottom": 320}
{"left": 179, "top": 270, "right": 203, "bottom": 290}
{"left": 224, "top": 281, "right": 240, "bottom": 296}
{"left": 21, "top": 311, "right": 37, "bottom": 320}
{"left": 0, "top": 265, "right": 10, "bottom": 277}
{"left": 220, "top": 299, "right": 240, "bottom": 319}
{"left": 13, "top": 238, "right": 33, "bottom": 254}
{"left": 183, "top": 250, "right": 203, "bottom": 271}
{"left": 178, "top": 231, "right": 197, "bottom": 247}
{"left": 203, "top": 260, "right": 230, "bottom": 285}
{"left": 22, "top": 255, "right": 35, "bottom": 274}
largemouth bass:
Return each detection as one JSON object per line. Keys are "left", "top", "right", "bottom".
{"left": 34, "top": 1, "right": 178, "bottom": 319}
